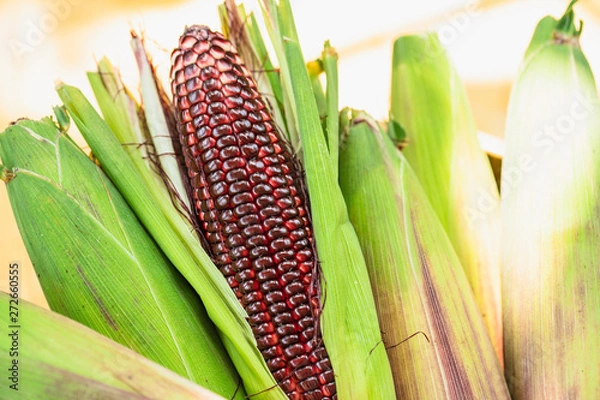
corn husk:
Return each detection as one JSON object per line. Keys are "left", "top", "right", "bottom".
{"left": 0, "top": 117, "right": 242, "bottom": 398}
{"left": 257, "top": 1, "right": 397, "bottom": 397}
{"left": 390, "top": 33, "right": 502, "bottom": 361}
{"left": 502, "top": 2, "right": 600, "bottom": 398}
{"left": 0, "top": 292, "right": 224, "bottom": 400}
{"left": 131, "top": 34, "right": 192, "bottom": 213}
{"left": 339, "top": 109, "right": 509, "bottom": 399}
{"left": 56, "top": 83, "right": 285, "bottom": 399}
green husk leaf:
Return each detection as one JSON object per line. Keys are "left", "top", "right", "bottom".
{"left": 523, "top": 16, "right": 558, "bottom": 60}
{"left": 322, "top": 41, "right": 340, "bottom": 178}
{"left": 502, "top": 2, "right": 600, "bottom": 398}
{"left": 306, "top": 41, "right": 340, "bottom": 173}
{"left": 245, "top": 11, "right": 286, "bottom": 114}
{"left": 131, "top": 34, "right": 192, "bottom": 213}
{"left": 0, "top": 117, "right": 242, "bottom": 397}
{"left": 256, "top": 1, "right": 397, "bottom": 397}
{"left": 259, "top": 0, "right": 302, "bottom": 151}
{"left": 0, "top": 292, "right": 224, "bottom": 400}
{"left": 390, "top": 33, "right": 502, "bottom": 360}
{"left": 339, "top": 109, "right": 509, "bottom": 399}
{"left": 89, "top": 58, "right": 152, "bottom": 168}
{"left": 53, "top": 105, "right": 71, "bottom": 132}
{"left": 56, "top": 84, "right": 285, "bottom": 400}
{"left": 387, "top": 118, "right": 407, "bottom": 148}
{"left": 87, "top": 58, "right": 167, "bottom": 198}
{"left": 285, "top": 40, "right": 395, "bottom": 400}
{"left": 307, "top": 59, "right": 327, "bottom": 119}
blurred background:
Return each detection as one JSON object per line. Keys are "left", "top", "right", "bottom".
{"left": 1, "top": 0, "right": 598, "bottom": 307}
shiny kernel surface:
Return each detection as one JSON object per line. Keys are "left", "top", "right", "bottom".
{"left": 171, "top": 25, "right": 335, "bottom": 400}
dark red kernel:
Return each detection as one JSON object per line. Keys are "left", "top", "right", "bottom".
{"left": 171, "top": 25, "right": 335, "bottom": 400}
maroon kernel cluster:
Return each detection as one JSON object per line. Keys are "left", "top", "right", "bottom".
{"left": 170, "top": 25, "right": 336, "bottom": 400}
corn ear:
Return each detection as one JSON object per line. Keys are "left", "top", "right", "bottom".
{"left": 339, "top": 109, "right": 509, "bottom": 399}
{"left": 0, "top": 117, "right": 242, "bottom": 397}
{"left": 502, "top": 2, "right": 600, "bottom": 398}
{"left": 0, "top": 293, "right": 224, "bottom": 400}
{"left": 170, "top": 25, "right": 337, "bottom": 398}
{"left": 390, "top": 33, "right": 502, "bottom": 361}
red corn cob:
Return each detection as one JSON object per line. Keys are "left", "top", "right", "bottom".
{"left": 170, "top": 25, "right": 336, "bottom": 400}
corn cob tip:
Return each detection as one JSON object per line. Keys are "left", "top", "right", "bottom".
{"left": 176, "top": 25, "right": 218, "bottom": 53}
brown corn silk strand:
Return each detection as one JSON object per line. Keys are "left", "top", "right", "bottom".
{"left": 170, "top": 25, "right": 336, "bottom": 400}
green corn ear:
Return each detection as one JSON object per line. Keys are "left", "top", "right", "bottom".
{"left": 390, "top": 33, "right": 502, "bottom": 361}
{"left": 0, "top": 117, "right": 243, "bottom": 398}
{"left": 339, "top": 109, "right": 509, "bottom": 399}
{"left": 502, "top": 1, "right": 600, "bottom": 398}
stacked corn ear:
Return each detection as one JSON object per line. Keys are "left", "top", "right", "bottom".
{"left": 390, "top": 33, "right": 502, "bottom": 361}
{"left": 502, "top": 2, "right": 600, "bottom": 398}
{"left": 0, "top": 293, "right": 223, "bottom": 400}
{"left": 339, "top": 109, "right": 509, "bottom": 399}
{"left": 170, "top": 25, "right": 336, "bottom": 399}
{"left": 0, "top": 117, "right": 243, "bottom": 398}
